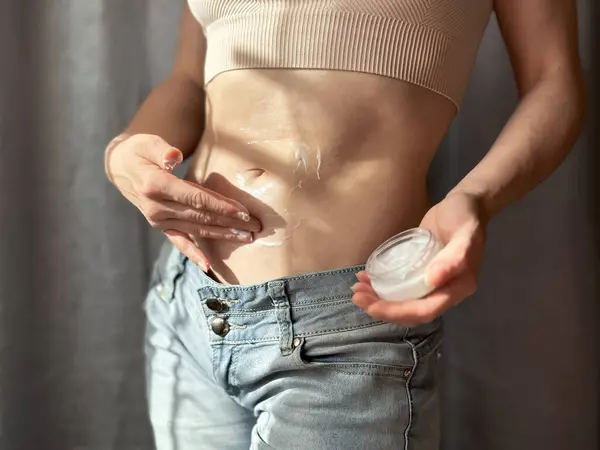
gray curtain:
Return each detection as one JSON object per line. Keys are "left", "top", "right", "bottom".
{"left": 0, "top": 1, "right": 597, "bottom": 450}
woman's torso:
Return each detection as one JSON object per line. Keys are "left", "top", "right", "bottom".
{"left": 184, "top": 0, "right": 492, "bottom": 285}
{"left": 186, "top": 71, "right": 453, "bottom": 284}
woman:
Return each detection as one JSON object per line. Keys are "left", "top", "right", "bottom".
{"left": 105, "top": 1, "right": 584, "bottom": 449}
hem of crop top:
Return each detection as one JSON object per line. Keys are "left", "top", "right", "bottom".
{"left": 201, "top": 10, "right": 473, "bottom": 111}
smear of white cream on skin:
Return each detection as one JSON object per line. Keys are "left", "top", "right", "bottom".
{"left": 256, "top": 240, "right": 284, "bottom": 248}
{"left": 239, "top": 138, "right": 322, "bottom": 247}
{"left": 294, "top": 146, "right": 309, "bottom": 175}
{"left": 316, "top": 144, "right": 322, "bottom": 180}
{"left": 235, "top": 173, "right": 274, "bottom": 199}
{"left": 246, "top": 139, "right": 290, "bottom": 146}
{"left": 255, "top": 219, "right": 303, "bottom": 248}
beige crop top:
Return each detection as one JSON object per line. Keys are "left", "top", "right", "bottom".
{"left": 188, "top": 0, "right": 493, "bottom": 108}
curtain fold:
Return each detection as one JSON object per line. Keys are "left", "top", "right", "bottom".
{"left": 0, "top": 1, "right": 597, "bottom": 449}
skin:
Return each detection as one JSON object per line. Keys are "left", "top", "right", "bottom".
{"left": 352, "top": 0, "right": 585, "bottom": 325}
{"left": 105, "top": 0, "right": 584, "bottom": 325}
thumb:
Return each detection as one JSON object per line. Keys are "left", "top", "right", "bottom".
{"left": 161, "top": 147, "right": 184, "bottom": 172}
{"left": 425, "top": 228, "right": 471, "bottom": 288}
{"left": 133, "top": 135, "right": 184, "bottom": 172}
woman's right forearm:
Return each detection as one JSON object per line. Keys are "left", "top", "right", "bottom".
{"left": 121, "top": 74, "right": 206, "bottom": 158}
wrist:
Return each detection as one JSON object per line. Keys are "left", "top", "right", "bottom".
{"left": 104, "top": 133, "right": 132, "bottom": 183}
{"left": 446, "top": 187, "right": 492, "bottom": 226}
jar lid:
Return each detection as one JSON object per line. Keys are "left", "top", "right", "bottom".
{"left": 366, "top": 228, "right": 439, "bottom": 280}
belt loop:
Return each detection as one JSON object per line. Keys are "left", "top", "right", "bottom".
{"left": 156, "top": 242, "right": 187, "bottom": 303}
{"left": 268, "top": 281, "right": 294, "bottom": 356}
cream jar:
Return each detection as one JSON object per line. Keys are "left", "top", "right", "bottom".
{"left": 366, "top": 228, "right": 443, "bottom": 301}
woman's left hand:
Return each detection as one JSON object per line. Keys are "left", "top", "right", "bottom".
{"left": 352, "top": 192, "right": 488, "bottom": 327}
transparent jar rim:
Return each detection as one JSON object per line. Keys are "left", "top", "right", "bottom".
{"left": 366, "top": 228, "right": 438, "bottom": 279}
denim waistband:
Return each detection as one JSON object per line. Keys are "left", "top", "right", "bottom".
{"left": 154, "top": 241, "right": 365, "bottom": 310}
{"left": 153, "top": 242, "right": 441, "bottom": 353}
{"left": 191, "top": 261, "right": 365, "bottom": 311}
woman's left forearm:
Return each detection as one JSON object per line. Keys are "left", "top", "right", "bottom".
{"left": 450, "top": 73, "right": 586, "bottom": 221}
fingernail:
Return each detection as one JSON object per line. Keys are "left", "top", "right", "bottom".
{"left": 164, "top": 158, "right": 179, "bottom": 171}
{"left": 230, "top": 229, "right": 253, "bottom": 241}
{"left": 236, "top": 212, "right": 251, "bottom": 222}
{"left": 197, "top": 261, "right": 209, "bottom": 272}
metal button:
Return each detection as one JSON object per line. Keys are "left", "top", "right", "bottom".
{"left": 211, "top": 317, "right": 230, "bottom": 337}
{"left": 403, "top": 368, "right": 413, "bottom": 379}
{"left": 292, "top": 337, "right": 301, "bottom": 348}
{"left": 206, "top": 298, "right": 224, "bottom": 312}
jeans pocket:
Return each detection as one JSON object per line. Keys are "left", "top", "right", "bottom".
{"left": 292, "top": 323, "right": 418, "bottom": 378}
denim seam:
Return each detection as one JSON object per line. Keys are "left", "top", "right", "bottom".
{"left": 402, "top": 327, "right": 418, "bottom": 450}
{"left": 199, "top": 295, "right": 354, "bottom": 314}
{"left": 211, "top": 337, "right": 280, "bottom": 344}
{"left": 292, "top": 296, "right": 354, "bottom": 309}
{"left": 195, "top": 266, "right": 363, "bottom": 291}
{"left": 229, "top": 344, "right": 240, "bottom": 390}
{"left": 314, "top": 367, "right": 410, "bottom": 378}
{"left": 293, "top": 338, "right": 410, "bottom": 378}
{"left": 296, "top": 321, "right": 385, "bottom": 336}
{"left": 213, "top": 309, "right": 273, "bottom": 316}
{"left": 414, "top": 329, "right": 443, "bottom": 359}
{"left": 306, "top": 362, "right": 411, "bottom": 374}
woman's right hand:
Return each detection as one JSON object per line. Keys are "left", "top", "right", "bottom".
{"left": 104, "top": 133, "right": 261, "bottom": 270}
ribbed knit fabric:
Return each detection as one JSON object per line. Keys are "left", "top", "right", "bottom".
{"left": 188, "top": 0, "right": 493, "bottom": 109}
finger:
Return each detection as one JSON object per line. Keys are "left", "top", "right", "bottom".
{"left": 153, "top": 174, "right": 251, "bottom": 221}
{"left": 164, "top": 230, "right": 210, "bottom": 271}
{"left": 352, "top": 292, "right": 381, "bottom": 309}
{"left": 162, "top": 147, "right": 184, "bottom": 172}
{"left": 131, "top": 135, "right": 184, "bottom": 171}
{"left": 145, "top": 200, "right": 262, "bottom": 232}
{"left": 355, "top": 271, "right": 372, "bottom": 285}
{"left": 425, "top": 226, "right": 473, "bottom": 288}
{"left": 361, "top": 275, "right": 476, "bottom": 326}
{"left": 159, "top": 219, "right": 255, "bottom": 243}
{"left": 351, "top": 282, "right": 376, "bottom": 295}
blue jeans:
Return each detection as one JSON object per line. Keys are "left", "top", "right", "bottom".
{"left": 144, "top": 242, "right": 442, "bottom": 450}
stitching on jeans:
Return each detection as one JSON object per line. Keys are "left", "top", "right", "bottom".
{"left": 222, "top": 310, "right": 274, "bottom": 317}
{"left": 308, "top": 361, "right": 410, "bottom": 374}
{"left": 293, "top": 338, "right": 411, "bottom": 379}
{"left": 229, "top": 344, "right": 240, "bottom": 390}
{"left": 402, "top": 327, "right": 418, "bottom": 450}
{"left": 414, "top": 328, "right": 443, "bottom": 358}
{"left": 317, "top": 367, "right": 410, "bottom": 378}
{"left": 207, "top": 296, "right": 355, "bottom": 316}
{"left": 288, "top": 293, "right": 354, "bottom": 302}
{"left": 212, "top": 337, "right": 279, "bottom": 344}
{"left": 292, "top": 296, "right": 354, "bottom": 309}
{"left": 200, "top": 295, "right": 354, "bottom": 314}
{"left": 296, "top": 321, "right": 385, "bottom": 336}
{"left": 195, "top": 266, "right": 363, "bottom": 292}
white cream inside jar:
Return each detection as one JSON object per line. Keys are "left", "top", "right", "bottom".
{"left": 366, "top": 228, "right": 443, "bottom": 301}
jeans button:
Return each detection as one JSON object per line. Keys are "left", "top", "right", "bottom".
{"left": 206, "top": 298, "right": 225, "bottom": 312}
{"left": 211, "top": 317, "right": 230, "bottom": 337}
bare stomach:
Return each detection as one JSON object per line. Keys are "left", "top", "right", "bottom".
{"left": 185, "top": 70, "right": 456, "bottom": 284}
